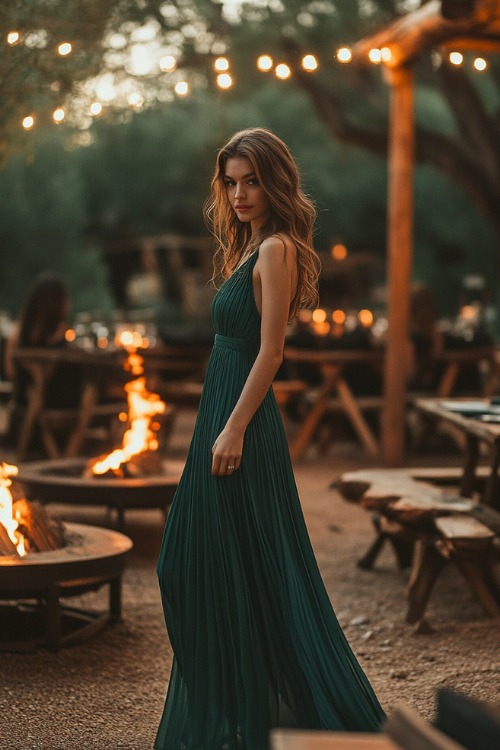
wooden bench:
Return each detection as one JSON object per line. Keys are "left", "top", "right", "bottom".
{"left": 338, "top": 468, "right": 500, "bottom": 624}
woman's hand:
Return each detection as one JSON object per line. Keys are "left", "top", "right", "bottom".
{"left": 211, "top": 425, "right": 244, "bottom": 476}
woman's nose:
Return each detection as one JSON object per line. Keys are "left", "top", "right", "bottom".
{"left": 234, "top": 182, "right": 245, "bottom": 199}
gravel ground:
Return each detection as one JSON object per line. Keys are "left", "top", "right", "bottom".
{"left": 1, "top": 416, "right": 499, "bottom": 750}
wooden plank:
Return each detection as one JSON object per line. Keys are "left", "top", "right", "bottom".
{"left": 271, "top": 730, "right": 400, "bottom": 750}
{"left": 435, "top": 515, "right": 495, "bottom": 540}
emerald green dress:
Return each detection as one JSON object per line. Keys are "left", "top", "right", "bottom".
{"left": 155, "top": 253, "right": 385, "bottom": 750}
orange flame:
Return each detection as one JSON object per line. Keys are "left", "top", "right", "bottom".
{"left": 92, "top": 351, "right": 166, "bottom": 476}
{"left": 0, "top": 462, "right": 26, "bottom": 556}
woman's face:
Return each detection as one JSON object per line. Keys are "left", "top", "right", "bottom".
{"left": 223, "top": 156, "right": 271, "bottom": 232}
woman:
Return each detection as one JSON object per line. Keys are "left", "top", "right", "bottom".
{"left": 155, "top": 128, "right": 385, "bottom": 750}
{"left": 4, "top": 273, "right": 82, "bottom": 449}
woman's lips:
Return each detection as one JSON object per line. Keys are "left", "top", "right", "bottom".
{"left": 235, "top": 205, "right": 251, "bottom": 212}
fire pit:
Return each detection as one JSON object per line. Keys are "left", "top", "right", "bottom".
{"left": 0, "top": 521, "right": 132, "bottom": 651}
{"left": 0, "top": 464, "right": 133, "bottom": 651}
{"left": 16, "top": 457, "right": 184, "bottom": 529}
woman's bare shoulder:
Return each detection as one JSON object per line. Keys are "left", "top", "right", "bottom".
{"left": 259, "top": 233, "right": 296, "bottom": 263}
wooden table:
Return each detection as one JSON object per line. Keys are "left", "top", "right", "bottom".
{"left": 433, "top": 345, "right": 497, "bottom": 397}
{"left": 414, "top": 398, "right": 500, "bottom": 509}
{"left": 271, "top": 730, "right": 399, "bottom": 750}
{"left": 284, "top": 347, "right": 384, "bottom": 461}
{"left": 13, "top": 347, "right": 127, "bottom": 459}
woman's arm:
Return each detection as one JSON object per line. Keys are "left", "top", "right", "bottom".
{"left": 211, "top": 236, "right": 297, "bottom": 476}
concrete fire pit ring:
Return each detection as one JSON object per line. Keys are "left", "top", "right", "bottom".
{"left": 15, "top": 457, "right": 185, "bottom": 529}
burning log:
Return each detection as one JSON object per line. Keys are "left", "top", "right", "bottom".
{"left": 0, "top": 462, "right": 65, "bottom": 556}
{"left": 13, "top": 499, "right": 65, "bottom": 553}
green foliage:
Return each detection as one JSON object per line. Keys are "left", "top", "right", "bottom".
{"left": 0, "top": 131, "right": 113, "bottom": 316}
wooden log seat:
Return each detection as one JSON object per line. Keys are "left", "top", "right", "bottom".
{"left": 337, "top": 468, "right": 500, "bottom": 624}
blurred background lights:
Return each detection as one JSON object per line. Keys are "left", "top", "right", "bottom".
{"left": 90, "top": 101, "right": 103, "bottom": 116}
{"left": 368, "top": 48, "right": 382, "bottom": 63}
{"left": 381, "top": 46, "right": 392, "bottom": 62}
{"left": 336, "top": 47, "right": 352, "bottom": 63}
{"left": 127, "top": 92, "right": 144, "bottom": 107}
{"left": 53, "top": 107, "right": 65, "bottom": 122}
{"left": 473, "top": 57, "right": 487, "bottom": 71}
{"left": 57, "top": 42, "right": 72, "bottom": 56}
{"left": 22, "top": 115, "right": 35, "bottom": 130}
{"left": 214, "top": 56, "right": 229, "bottom": 71}
{"left": 174, "top": 81, "right": 189, "bottom": 96}
{"left": 331, "top": 243, "right": 348, "bottom": 261}
{"left": 257, "top": 54, "right": 273, "bottom": 71}
{"left": 332, "top": 309, "right": 346, "bottom": 325}
{"left": 216, "top": 73, "right": 232, "bottom": 89}
{"left": 302, "top": 54, "right": 318, "bottom": 71}
{"left": 7, "top": 31, "right": 20, "bottom": 45}
{"left": 312, "top": 308, "right": 327, "bottom": 323}
{"left": 275, "top": 63, "right": 291, "bottom": 79}
{"left": 358, "top": 309, "right": 374, "bottom": 327}
{"left": 159, "top": 55, "right": 177, "bottom": 72}
{"left": 449, "top": 51, "right": 463, "bottom": 65}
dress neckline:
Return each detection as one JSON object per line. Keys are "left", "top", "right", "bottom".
{"left": 234, "top": 251, "right": 258, "bottom": 273}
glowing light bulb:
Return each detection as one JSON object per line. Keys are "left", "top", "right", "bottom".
{"left": 302, "top": 54, "right": 318, "bottom": 71}
{"left": 128, "top": 92, "right": 143, "bottom": 107}
{"left": 336, "top": 47, "right": 352, "bottom": 63}
{"left": 90, "top": 102, "right": 102, "bottom": 116}
{"left": 174, "top": 81, "right": 189, "bottom": 96}
{"left": 53, "top": 107, "right": 65, "bottom": 122}
{"left": 7, "top": 31, "right": 20, "bottom": 45}
{"left": 358, "top": 309, "right": 374, "bottom": 327}
{"left": 332, "top": 309, "right": 346, "bottom": 325}
{"left": 473, "top": 57, "right": 487, "bottom": 71}
{"left": 22, "top": 115, "right": 34, "bottom": 130}
{"left": 257, "top": 54, "right": 273, "bottom": 71}
{"left": 449, "top": 51, "right": 463, "bottom": 65}
{"left": 214, "top": 56, "right": 229, "bottom": 71}
{"left": 159, "top": 55, "right": 177, "bottom": 72}
{"left": 331, "top": 243, "right": 347, "bottom": 261}
{"left": 58, "top": 42, "right": 72, "bottom": 56}
{"left": 368, "top": 48, "right": 382, "bottom": 63}
{"left": 217, "top": 73, "right": 232, "bottom": 89}
{"left": 381, "top": 47, "right": 392, "bottom": 63}
{"left": 312, "top": 308, "right": 327, "bottom": 323}
{"left": 275, "top": 63, "right": 291, "bottom": 80}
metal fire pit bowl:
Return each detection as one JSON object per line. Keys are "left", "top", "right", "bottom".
{"left": 0, "top": 522, "right": 132, "bottom": 652}
{"left": 15, "top": 457, "right": 184, "bottom": 529}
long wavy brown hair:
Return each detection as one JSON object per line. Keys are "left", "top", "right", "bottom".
{"left": 204, "top": 128, "right": 321, "bottom": 318}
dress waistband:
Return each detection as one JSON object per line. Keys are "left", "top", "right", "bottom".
{"left": 214, "top": 334, "right": 259, "bottom": 354}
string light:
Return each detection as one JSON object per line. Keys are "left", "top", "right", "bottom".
{"left": 22, "top": 115, "right": 35, "bottom": 130}
{"left": 332, "top": 310, "right": 346, "bottom": 325}
{"left": 127, "top": 92, "right": 144, "bottom": 107}
{"left": 449, "top": 51, "right": 463, "bottom": 65}
{"left": 302, "top": 54, "right": 318, "bottom": 71}
{"left": 336, "top": 47, "right": 352, "bottom": 63}
{"left": 358, "top": 309, "right": 374, "bottom": 327}
{"left": 216, "top": 73, "right": 232, "bottom": 89}
{"left": 275, "top": 63, "right": 291, "bottom": 80}
{"left": 381, "top": 46, "right": 392, "bottom": 63}
{"left": 174, "top": 81, "right": 189, "bottom": 96}
{"left": 368, "top": 48, "right": 382, "bottom": 63}
{"left": 90, "top": 101, "right": 103, "bottom": 116}
{"left": 473, "top": 57, "right": 487, "bottom": 71}
{"left": 214, "top": 56, "right": 229, "bottom": 71}
{"left": 159, "top": 55, "right": 177, "bottom": 72}
{"left": 331, "top": 243, "right": 348, "bottom": 261}
{"left": 257, "top": 54, "right": 273, "bottom": 71}
{"left": 312, "top": 308, "right": 327, "bottom": 323}
{"left": 57, "top": 42, "right": 72, "bottom": 56}
{"left": 53, "top": 107, "right": 65, "bottom": 122}
{"left": 7, "top": 31, "right": 20, "bottom": 45}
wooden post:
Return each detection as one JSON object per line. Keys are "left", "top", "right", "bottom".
{"left": 382, "top": 66, "right": 415, "bottom": 467}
